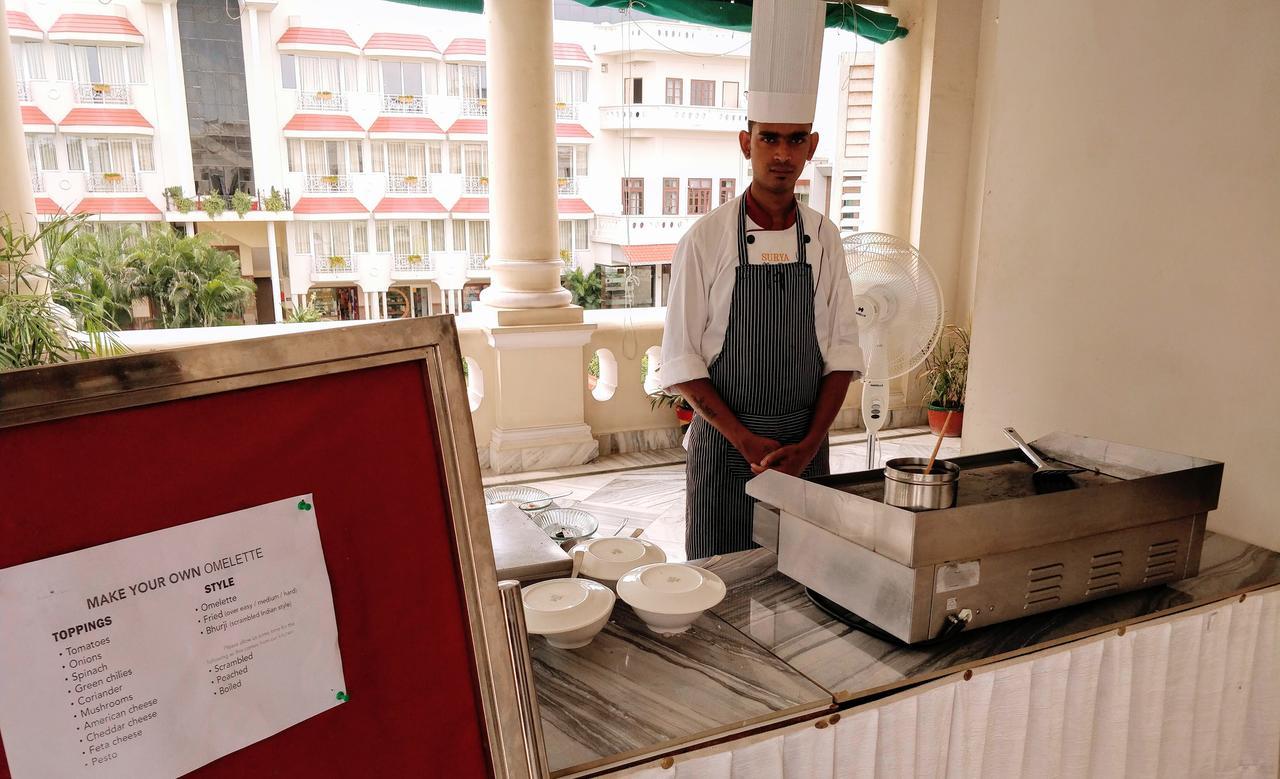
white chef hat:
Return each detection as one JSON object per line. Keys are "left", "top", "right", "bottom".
{"left": 748, "top": 0, "right": 827, "bottom": 124}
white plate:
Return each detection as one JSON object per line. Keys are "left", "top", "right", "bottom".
{"left": 616, "top": 563, "right": 726, "bottom": 615}
{"left": 569, "top": 536, "right": 667, "bottom": 584}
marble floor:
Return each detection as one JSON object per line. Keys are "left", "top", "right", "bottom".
{"left": 483, "top": 427, "right": 962, "bottom": 562}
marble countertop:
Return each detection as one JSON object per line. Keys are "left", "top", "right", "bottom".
{"left": 533, "top": 532, "right": 1280, "bottom": 776}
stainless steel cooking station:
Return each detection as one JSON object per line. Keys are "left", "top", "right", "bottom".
{"left": 746, "top": 432, "right": 1222, "bottom": 643}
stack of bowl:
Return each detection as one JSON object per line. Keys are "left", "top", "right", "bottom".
{"left": 616, "top": 563, "right": 727, "bottom": 635}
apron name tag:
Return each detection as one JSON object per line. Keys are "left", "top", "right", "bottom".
{"left": 759, "top": 251, "right": 793, "bottom": 264}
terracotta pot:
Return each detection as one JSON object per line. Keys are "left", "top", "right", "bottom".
{"left": 926, "top": 405, "right": 963, "bottom": 437}
{"left": 675, "top": 407, "right": 694, "bottom": 424}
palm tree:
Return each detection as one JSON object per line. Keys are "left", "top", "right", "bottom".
{"left": 133, "top": 227, "right": 256, "bottom": 328}
{"left": 51, "top": 224, "right": 145, "bottom": 329}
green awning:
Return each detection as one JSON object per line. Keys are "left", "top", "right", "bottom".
{"left": 388, "top": 1, "right": 907, "bottom": 45}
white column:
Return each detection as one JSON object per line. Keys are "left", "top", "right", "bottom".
{"left": 0, "top": 4, "right": 39, "bottom": 266}
{"left": 266, "top": 222, "right": 283, "bottom": 323}
{"left": 653, "top": 264, "right": 663, "bottom": 307}
{"left": 380, "top": 291, "right": 389, "bottom": 319}
{"left": 408, "top": 287, "right": 417, "bottom": 318}
{"left": 478, "top": 0, "right": 572, "bottom": 312}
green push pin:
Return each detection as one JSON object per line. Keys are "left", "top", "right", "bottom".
{"left": 335, "top": 691, "right": 349, "bottom": 702}
{"left": 298, "top": 500, "right": 312, "bottom": 511}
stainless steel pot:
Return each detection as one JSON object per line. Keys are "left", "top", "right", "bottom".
{"left": 883, "top": 457, "right": 960, "bottom": 510}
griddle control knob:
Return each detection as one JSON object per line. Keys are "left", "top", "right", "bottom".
{"left": 941, "top": 608, "right": 974, "bottom": 639}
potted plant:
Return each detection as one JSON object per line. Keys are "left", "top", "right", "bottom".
{"left": 102, "top": 172, "right": 123, "bottom": 182}
{"left": 396, "top": 94, "right": 415, "bottom": 104}
{"left": 263, "top": 187, "right": 286, "bottom": 212}
{"left": 649, "top": 391, "right": 694, "bottom": 425}
{"left": 406, "top": 254, "right": 423, "bottom": 265}
{"left": 315, "top": 90, "right": 333, "bottom": 101}
{"left": 478, "top": 176, "right": 489, "bottom": 186}
{"left": 555, "top": 101, "right": 567, "bottom": 109}
{"left": 321, "top": 175, "right": 340, "bottom": 186}
{"left": 92, "top": 83, "right": 112, "bottom": 94}
{"left": 231, "top": 190, "right": 253, "bottom": 219}
{"left": 202, "top": 192, "right": 226, "bottom": 219}
{"left": 402, "top": 175, "right": 419, "bottom": 185}
{"left": 327, "top": 255, "right": 347, "bottom": 270}
{"left": 919, "top": 323, "right": 969, "bottom": 437}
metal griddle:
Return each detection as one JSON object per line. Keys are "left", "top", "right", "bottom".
{"left": 746, "top": 432, "right": 1222, "bottom": 643}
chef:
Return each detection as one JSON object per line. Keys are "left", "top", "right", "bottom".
{"left": 660, "top": 0, "right": 864, "bottom": 559}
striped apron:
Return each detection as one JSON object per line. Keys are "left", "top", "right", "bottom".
{"left": 685, "top": 197, "right": 829, "bottom": 559}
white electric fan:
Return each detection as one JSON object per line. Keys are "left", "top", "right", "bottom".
{"left": 844, "top": 233, "right": 945, "bottom": 470}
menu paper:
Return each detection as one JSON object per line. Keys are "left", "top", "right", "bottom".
{"left": 0, "top": 495, "right": 346, "bottom": 778}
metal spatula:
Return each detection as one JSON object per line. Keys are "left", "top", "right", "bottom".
{"left": 1002, "top": 427, "right": 1085, "bottom": 492}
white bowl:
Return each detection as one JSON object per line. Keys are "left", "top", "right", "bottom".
{"left": 616, "top": 563, "right": 727, "bottom": 635}
{"left": 569, "top": 537, "right": 667, "bottom": 588}
{"left": 522, "top": 578, "right": 615, "bottom": 649}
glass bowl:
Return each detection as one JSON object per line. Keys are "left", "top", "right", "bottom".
{"left": 484, "top": 485, "right": 551, "bottom": 507}
{"left": 531, "top": 508, "right": 599, "bottom": 544}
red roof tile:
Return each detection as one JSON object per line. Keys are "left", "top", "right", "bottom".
{"left": 373, "top": 197, "right": 447, "bottom": 215}
{"left": 555, "top": 123, "right": 593, "bottom": 139}
{"left": 444, "top": 38, "right": 485, "bottom": 57}
{"left": 451, "top": 198, "right": 489, "bottom": 214}
{"left": 21, "top": 106, "right": 54, "bottom": 127}
{"left": 6, "top": 11, "right": 42, "bottom": 34}
{"left": 557, "top": 198, "right": 592, "bottom": 214}
{"left": 283, "top": 114, "right": 365, "bottom": 133}
{"left": 447, "top": 118, "right": 487, "bottom": 135}
{"left": 368, "top": 116, "right": 444, "bottom": 135}
{"left": 74, "top": 196, "right": 161, "bottom": 216}
{"left": 364, "top": 32, "right": 439, "bottom": 55}
{"left": 50, "top": 14, "right": 142, "bottom": 38}
{"left": 277, "top": 27, "right": 358, "bottom": 50}
{"left": 553, "top": 42, "right": 590, "bottom": 62}
{"left": 35, "top": 197, "right": 64, "bottom": 216}
{"left": 293, "top": 197, "right": 368, "bottom": 215}
{"left": 60, "top": 107, "right": 152, "bottom": 129}
{"left": 623, "top": 244, "right": 677, "bottom": 264}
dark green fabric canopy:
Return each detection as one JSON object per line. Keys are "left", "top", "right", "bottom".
{"left": 388, "top": 1, "right": 907, "bottom": 45}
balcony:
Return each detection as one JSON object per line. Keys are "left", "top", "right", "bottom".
{"left": 392, "top": 252, "right": 436, "bottom": 273}
{"left": 311, "top": 254, "right": 357, "bottom": 275}
{"left": 596, "top": 20, "right": 750, "bottom": 58}
{"left": 463, "top": 175, "right": 489, "bottom": 195}
{"left": 554, "top": 103, "right": 579, "bottom": 121}
{"left": 304, "top": 174, "right": 353, "bottom": 193}
{"left": 556, "top": 177, "right": 579, "bottom": 196}
{"left": 296, "top": 91, "right": 349, "bottom": 112}
{"left": 593, "top": 214, "right": 699, "bottom": 245}
{"left": 74, "top": 82, "right": 131, "bottom": 105}
{"left": 15, "top": 80, "right": 30, "bottom": 102}
{"left": 382, "top": 94, "right": 428, "bottom": 114}
{"left": 461, "top": 97, "right": 488, "bottom": 118}
{"left": 387, "top": 173, "right": 432, "bottom": 194}
{"left": 468, "top": 253, "right": 487, "bottom": 270}
{"left": 599, "top": 104, "right": 748, "bottom": 134}
{"left": 86, "top": 171, "right": 141, "bottom": 193}
{"left": 30, "top": 171, "right": 43, "bottom": 192}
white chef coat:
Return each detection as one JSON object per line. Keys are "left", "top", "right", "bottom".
{"left": 660, "top": 195, "right": 864, "bottom": 392}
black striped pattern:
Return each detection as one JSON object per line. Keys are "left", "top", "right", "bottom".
{"left": 685, "top": 196, "right": 830, "bottom": 559}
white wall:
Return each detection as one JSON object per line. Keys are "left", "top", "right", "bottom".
{"left": 962, "top": 0, "right": 1280, "bottom": 550}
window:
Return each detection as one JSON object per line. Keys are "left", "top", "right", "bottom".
{"left": 27, "top": 135, "right": 58, "bottom": 171}
{"left": 624, "top": 77, "right": 642, "bottom": 104}
{"left": 294, "top": 140, "right": 361, "bottom": 175}
{"left": 301, "top": 221, "right": 367, "bottom": 258}
{"left": 554, "top": 69, "right": 588, "bottom": 104}
{"left": 723, "top": 81, "right": 739, "bottom": 109}
{"left": 73, "top": 137, "right": 152, "bottom": 176}
{"left": 446, "top": 63, "right": 487, "bottom": 99}
{"left": 556, "top": 145, "right": 588, "bottom": 179}
{"left": 719, "top": 178, "right": 735, "bottom": 205}
{"left": 66, "top": 137, "right": 83, "bottom": 170}
{"left": 796, "top": 182, "right": 811, "bottom": 206}
{"left": 622, "top": 177, "right": 644, "bottom": 215}
{"left": 665, "top": 78, "right": 682, "bottom": 105}
{"left": 690, "top": 79, "right": 715, "bottom": 107}
{"left": 452, "top": 220, "right": 491, "bottom": 257}
{"left": 381, "top": 60, "right": 426, "bottom": 96}
{"left": 663, "top": 178, "right": 679, "bottom": 215}
{"left": 373, "top": 141, "right": 434, "bottom": 177}
{"left": 59, "top": 44, "right": 145, "bottom": 86}
{"left": 558, "top": 220, "right": 591, "bottom": 255}
{"left": 280, "top": 54, "right": 296, "bottom": 89}
{"left": 378, "top": 220, "right": 442, "bottom": 256}
{"left": 688, "top": 178, "right": 712, "bottom": 215}
{"left": 287, "top": 138, "right": 302, "bottom": 172}
{"left": 137, "top": 138, "right": 154, "bottom": 172}
{"left": 458, "top": 143, "right": 488, "bottom": 178}
{"left": 18, "top": 42, "right": 45, "bottom": 81}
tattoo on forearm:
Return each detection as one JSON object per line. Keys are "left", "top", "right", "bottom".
{"left": 687, "top": 392, "right": 718, "bottom": 420}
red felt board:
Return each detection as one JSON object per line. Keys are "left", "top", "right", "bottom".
{"left": 0, "top": 361, "right": 492, "bottom": 778}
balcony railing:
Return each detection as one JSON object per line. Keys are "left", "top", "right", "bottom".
{"left": 15, "top": 80, "right": 30, "bottom": 102}
{"left": 593, "top": 214, "right": 699, "bottom": 245}
{"left": 86, "top": 171, "right": 141, "bottom": 193}
{"left": 296, "top": 91, "right": 348, "bottom": 112}
{"left": 304, "top": 173, "right": 352, "bottom": 193}
{"left": 162, "top": 188, "right": 293, "bottom": 214}
{"left": 381, "top": 93, "right": 428, "bottom": 114}
{"left": 463, "top": 175, "right": 489, "bottom": 195}
{"left": 556, "top": 177, "right": 578, "bottom": 196}
{"left": 461, "top": 97, "right": 488, "bottom": 117}
{"left": 393, "top": 253, "right": 435, "bottom": 272}
{"left": 554, "top": 103, "right": 579, "bottom": 121}
{"left": 387, "top": 173, "right": 431, "bottom": 194}
{"left": 30, "top": 171, "right": 43, "bottom": 192}
{"left": 467, "top": 253, "right": 487, "bottom": 270}
{"left": 75, "top": 82, "right": 131, "bottom": 105}
{"left": 312, "top": 254, "right": 356, "bottom": 275}
{"left": 599, "top": 104, "right": 747, "bottom": 134}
